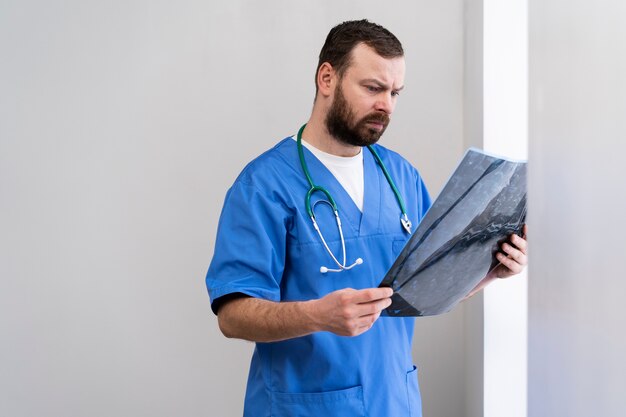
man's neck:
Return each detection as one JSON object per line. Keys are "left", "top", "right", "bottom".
{"left": 301, "top": 119, "right": 361, "bottom": 157}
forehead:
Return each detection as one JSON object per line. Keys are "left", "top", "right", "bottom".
{"left": 343, "top": 43, "right": 406, "bottom": 87}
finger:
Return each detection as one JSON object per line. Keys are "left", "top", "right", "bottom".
{"left": 352, "top": 287, "right": 394, "bottom": 304}
{"left": 495, "top": 252, "right": 524, "bottom": 274}
{"left": 502, "top": 242, "right": 527, "bottom": 265}
{"left": 354, "top": 297, "right": 392, "bottom": 317}
{"left": 356, "top": 311, "right": 383, "bottom": 331}
{"left": 339, "top": 311, "right": 383, "bottom": 337}
{"left": 509, "top": 233, "right": 528, "bottom": 254}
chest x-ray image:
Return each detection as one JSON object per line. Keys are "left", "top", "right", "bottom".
{"left": 380, "top": 149, "right": 527, "bottom": 316}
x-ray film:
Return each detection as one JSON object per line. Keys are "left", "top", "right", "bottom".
{"left": 379, "top": 149, "right": 527, "bottom": 317}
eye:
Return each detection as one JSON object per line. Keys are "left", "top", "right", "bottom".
{"left": 365, "top": 85, "right": 380, "bottom": 93}
{"left": 391, "top": 90, "right": 400, "bottom": 97}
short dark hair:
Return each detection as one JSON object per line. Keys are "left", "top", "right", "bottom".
{"left": 315, "top": 20, "right": 404, "bottom": 91}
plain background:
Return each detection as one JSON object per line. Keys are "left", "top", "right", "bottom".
{"left": 527, "top": 0, "right": 626, "bottom": 416}
{"left": 3, "top": 1, "right": 624, "bottom": 416}
{"left": 0, "top": 1, "right": 470, "bottom": 416}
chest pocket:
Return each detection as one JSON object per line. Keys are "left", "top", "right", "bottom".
{"left": 393, "top": 238, "right": 408, "bottom": 257}
{"left": 271, "top": 385, "right": 365, "bottom": 417}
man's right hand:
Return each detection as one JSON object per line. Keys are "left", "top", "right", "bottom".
{"left": 218, "top": 287, "right": 393, "bottom": 342}
{"left": 304, "top": 287, "right": 394, "bottom": 337}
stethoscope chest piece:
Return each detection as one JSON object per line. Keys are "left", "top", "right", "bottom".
{"left": 401, "top": 214, "right": 412, "bottom": 235}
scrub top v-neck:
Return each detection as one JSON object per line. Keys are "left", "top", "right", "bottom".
{"left": 297, "top": 138, "right": 383, "bottom": 238}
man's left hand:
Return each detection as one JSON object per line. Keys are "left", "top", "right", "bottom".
{"left": 490, "top": 224, "right": 528, "bottom": 279}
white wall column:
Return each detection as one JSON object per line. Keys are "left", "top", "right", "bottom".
{"left": 483, "top": 1, "right": 528, "bottom": 417}
{"left": 464, "top": 0, "right": 528, "bottom": 416}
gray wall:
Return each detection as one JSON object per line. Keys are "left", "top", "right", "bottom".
{"left": 462, "top": 2, "right": 486, "bottom": 416}
{"left": 0, "top": 1, "right": 467, "bottom": 416}
{"left": 528, "top": 0, "right": 626, "bottom": 416}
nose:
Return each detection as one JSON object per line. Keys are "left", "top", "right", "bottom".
{"left": 374, "top": 93, "right": 394, "bottom": 115}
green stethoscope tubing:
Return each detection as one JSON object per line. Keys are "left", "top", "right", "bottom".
{"left": 297, "top": 124, "right": 411, "bottom": 226}
{"left": 296, "top": 124, "right": 412, "bottom": 273}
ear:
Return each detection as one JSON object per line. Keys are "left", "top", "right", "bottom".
{"left": 316, "top": 62, "right": 336, "bottom": 97}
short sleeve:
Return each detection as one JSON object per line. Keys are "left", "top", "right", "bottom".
{"left": 206, "top": 180, "right": 289, "bottom": 315}
{"left": 415, "top": 173, "right": 432, "bottom": 223}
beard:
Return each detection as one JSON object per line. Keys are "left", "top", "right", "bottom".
{"left": 325, "top": 84, "right": 390, "bottom": 147}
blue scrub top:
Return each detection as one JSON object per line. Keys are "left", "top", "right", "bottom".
{"left": 206, "top": 137, "right": 431, "bottom": 417}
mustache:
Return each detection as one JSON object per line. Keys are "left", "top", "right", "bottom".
{"left": 363, "top": 112, "right": 390, "bottom": 124}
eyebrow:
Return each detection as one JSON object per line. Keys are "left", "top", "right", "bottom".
{"left": 363, "top": 78, "right": 405, "bottom": 91}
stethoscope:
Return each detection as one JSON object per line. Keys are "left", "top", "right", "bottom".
{"left": 297, "top": 124, "right": 412, "bottom": 274}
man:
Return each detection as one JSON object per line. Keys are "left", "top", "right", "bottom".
{"left": 206, "top": 19, "right": 527, "bottom": 417}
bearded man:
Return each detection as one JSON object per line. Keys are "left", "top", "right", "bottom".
{"left": 205, "top": 19, "right": 527, "bottom": 417}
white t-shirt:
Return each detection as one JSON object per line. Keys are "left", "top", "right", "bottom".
{"left": 292, "top": 135, "right": 364, "bottom": 212}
